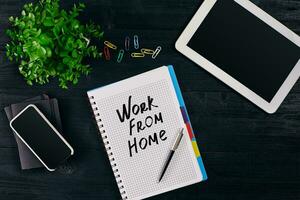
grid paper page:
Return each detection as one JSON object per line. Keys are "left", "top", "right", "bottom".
{"left": 90, "top": 67, "right": 202, "bottom": 200}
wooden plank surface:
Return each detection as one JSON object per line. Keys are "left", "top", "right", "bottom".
{"left": 0, "top": 0, "right": 299, "bottom": 199}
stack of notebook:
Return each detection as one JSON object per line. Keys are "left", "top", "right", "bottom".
{"left": 4, "top": 94, "right": 63, "bottom": 170}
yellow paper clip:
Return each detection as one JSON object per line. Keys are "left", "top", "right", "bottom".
{"left": 152, "top": 46, "right": 162, "bottom": 59}
{"left": 131, "top": 52, "right": 145, "bottom": 58}
{"left": 104, "top": 41, "right": 117, "bottom": 50}
{"left": 141, "top": 48, "right": 155, "bottom": 55}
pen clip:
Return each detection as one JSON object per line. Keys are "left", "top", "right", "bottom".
{"left": 171, "top": 128, "right": 184, "bottom": 151}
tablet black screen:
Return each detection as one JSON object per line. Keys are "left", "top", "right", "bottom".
{"left": 187, "top": 1, "right": 300, "bottom": 102}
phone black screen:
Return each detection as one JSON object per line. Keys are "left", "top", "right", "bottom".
{"left": 11, "top": 106, "right": 73, "bottom": 170}
{"left": 187, "top": 1, "right": 300, "bottom": 102}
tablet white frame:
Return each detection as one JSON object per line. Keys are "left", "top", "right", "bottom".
{"left": 10, "top": 104, "right": 74, "bottom": 171}
{"left": 175, "top": 0, "right": 300, "bottom": 113}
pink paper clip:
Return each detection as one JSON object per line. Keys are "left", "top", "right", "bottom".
{"left": 104, "top": 46, "right": 111, "bottom": 60}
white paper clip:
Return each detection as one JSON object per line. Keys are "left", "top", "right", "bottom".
{"left": 152, "top": 46, "right": 162, "bottom": 59}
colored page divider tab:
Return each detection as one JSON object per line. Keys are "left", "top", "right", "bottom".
{"left": 168, "top": 65, "right": 207, "bottom": 181}
{"left": 180, "top": 107, "right": 188, "bottom": 123}
{"left": 192, "top": 140, "right": 201, "bottom": 157}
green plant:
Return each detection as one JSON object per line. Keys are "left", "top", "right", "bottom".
{"left": 6, "top": 0, "right": 103, "bottom": 89}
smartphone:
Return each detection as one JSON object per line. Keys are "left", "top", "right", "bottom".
{"left": 10, "top": 104, "right": 74, "bottom": 171}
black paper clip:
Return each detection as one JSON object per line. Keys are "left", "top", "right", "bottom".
{"left": 125, "top": 36, "right": 130, "bottom": 51}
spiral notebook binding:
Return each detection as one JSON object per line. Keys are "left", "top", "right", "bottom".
{"left": 88, "top": 95, "right": 128, "bottom": 200}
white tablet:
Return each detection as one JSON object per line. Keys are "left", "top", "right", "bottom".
{"left": 175, "top": 0, "right": 300, "bottom": 113}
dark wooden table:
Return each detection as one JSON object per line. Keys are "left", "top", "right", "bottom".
{"left": 0, "top": 0, "right": 299, "bottom": 199}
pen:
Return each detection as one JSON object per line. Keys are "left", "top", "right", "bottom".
{"left": 158, "top": 128, "right": 184, "bottom": 182}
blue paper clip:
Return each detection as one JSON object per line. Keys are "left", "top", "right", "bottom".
{"left": 152, "top": 46, "right": 162, "bottom": 59}
{"left": 117, "top": 49, "right": 125, "bottom": 63}
{"left": 125, "top": 36, "right": 130, "bottom": 51}
{"left": 134, "top": 35, "right": 139, "bottom": 49}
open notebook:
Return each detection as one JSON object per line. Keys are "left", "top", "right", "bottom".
{"left": 87, "top": 65, "right": 207, "bottom": 200}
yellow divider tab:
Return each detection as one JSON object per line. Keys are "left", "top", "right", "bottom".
{"left": 192, "top": 141, "right": 200, "bottom": 157}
